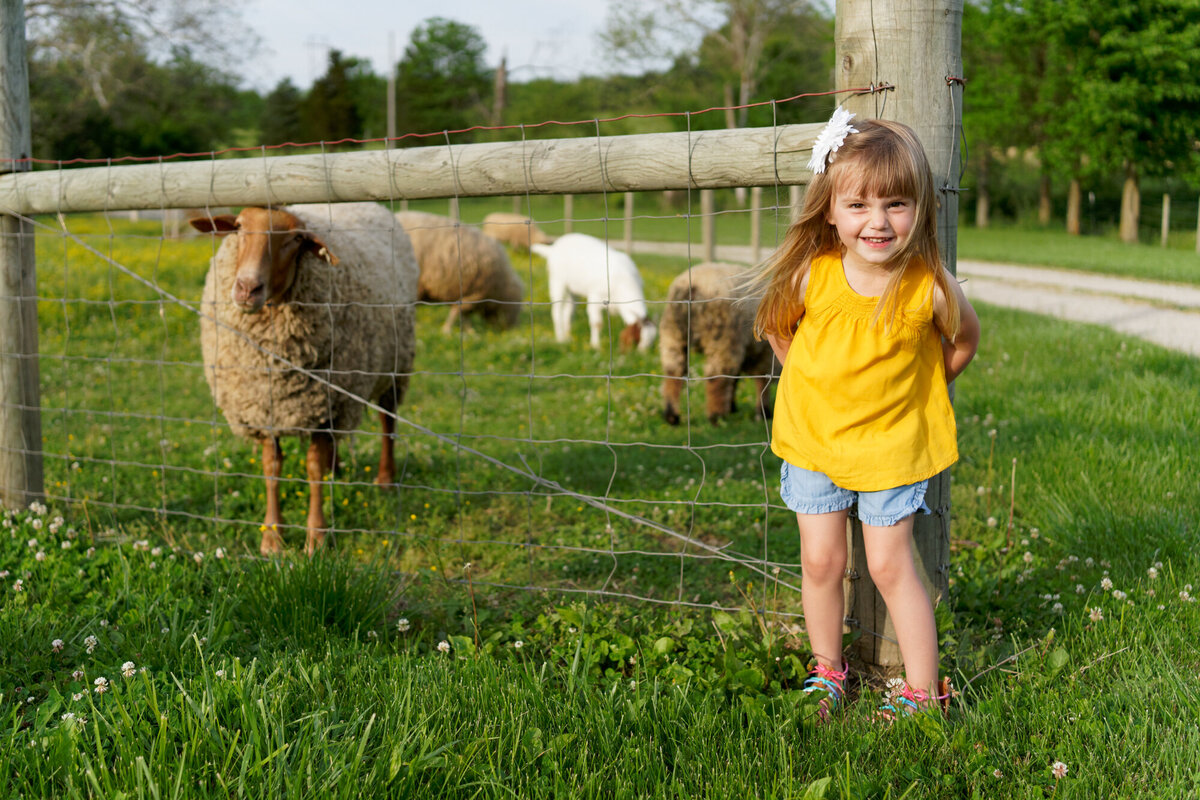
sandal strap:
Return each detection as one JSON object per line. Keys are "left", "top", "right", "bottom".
{"left": 803, "top": 662, "right": 849, "bottom": 701}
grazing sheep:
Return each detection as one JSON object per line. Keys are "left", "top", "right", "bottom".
{"left": 191, "top": 203, "right": 417, "bottom": 556}
{"left": 481, "top": 212, "right": 554, "bottom": 251}
{"left": 531, "top": 233, "right": 657, "bottom": 352}
{"left": 395, "top": 211, "right": 525, "bottom": 332}
{"left": 659, "top": 262, "right": 777, "bottom": 425}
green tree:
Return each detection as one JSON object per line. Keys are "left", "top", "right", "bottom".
{"left": 301, "top": 50, "right": 365, "bottom": 143}
{"left": 394, "top": 18, "right": 493, "bottom": 142}
{"left": 260, "top": 79, "right": 305, "bottom": 146}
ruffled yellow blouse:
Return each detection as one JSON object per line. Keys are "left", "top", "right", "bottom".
{"left": 770, "top": 252, "right": 958, "bottom": 491}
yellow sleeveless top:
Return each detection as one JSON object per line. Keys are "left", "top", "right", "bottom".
{"left": 770, "top": 252, "right": 958, "bottom": 491}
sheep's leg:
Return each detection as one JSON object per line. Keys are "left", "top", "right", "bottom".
{"left": 550, "top": 284, "right": 574, "bottom": 343}
{"left": 260, "top": 437, "right": 285, "bottom": 556}
{"left": 704, "top": 375, "right": 736, "bottom": 425}
{"left": 376, "top": 387, "right": 397, "bottom": 486}
{"left": 304, "top": 432, "right": 336, "bottom": 556}
{"left": 441, "top": 305, "right": 461, "bottom": 334}
{"left": 586, "top": 300, "right": 605, "bottom": 349}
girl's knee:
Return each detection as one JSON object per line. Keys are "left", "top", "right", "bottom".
{"left": 802, "top": 549, "right": 847, "bottom": 583}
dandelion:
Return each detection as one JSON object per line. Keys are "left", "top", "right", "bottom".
{"left": 396, "top": 618, "right": 411, "bottom": 633}
{"left": 1147, "top": 566, "right": 1159, "bottom": 580}
{"left": 1088, "top": 607, "right": 1104, "bottom": 622}
{"left": 121, "top": 661, "right": 136, "bottom": 678}
{"left": 84, "top": 635, "right": 98, "bottom": 654}
{"left": 1100, "top": 576, "right": 1113, "bottom": 591}
{"left": 51, "top": 639, "right": 64, "bottom": 653}
{"left": 93, "top": 676, "right": 109, "bottom": 694}
{"left": 437, "top": 640, "right": 450, "bottom": 654}
{"left": 1051, "top": 761, "right": 1068, "bottom": 779}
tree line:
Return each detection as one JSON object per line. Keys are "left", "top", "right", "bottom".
{"left": 25, "top": 1, "right": 1200, "bottom": 241}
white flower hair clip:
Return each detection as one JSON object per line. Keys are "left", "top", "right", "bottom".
{"left": 806, "top": 106, "right": 859, "bottom": 175}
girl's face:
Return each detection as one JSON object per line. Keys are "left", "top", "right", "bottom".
{"left": 826, "top": 186, "right": 916, "bottom": 272}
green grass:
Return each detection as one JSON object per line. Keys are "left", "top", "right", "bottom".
{"left": 2, "top": 214, "right": 1198, "bottom": 797}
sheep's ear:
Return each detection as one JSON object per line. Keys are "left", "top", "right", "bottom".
{"left": 302, "top": 233, "right": 340, "bottom": 266}
{"left": 618, "top": 321, "right": 641, "bottom": 352}
{"left": 189, "top": 214, "right": 238, "bottom": 235}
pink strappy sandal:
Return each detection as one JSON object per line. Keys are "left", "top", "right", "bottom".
{"left": 803, "top": 661, "right": 850, "bottom": 722}
{"left": 874, "top": 677, "right": 953, "bottom": 724}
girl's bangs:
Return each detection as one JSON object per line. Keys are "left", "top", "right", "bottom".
{"left": 832, "top": 140, "right": 921, "bottom": 200}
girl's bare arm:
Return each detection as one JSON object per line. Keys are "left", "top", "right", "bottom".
{"left": 934, "top": 272, "right": 980, "bottom": 383}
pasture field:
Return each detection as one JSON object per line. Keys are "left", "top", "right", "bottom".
{"left": 2, "top": 212, "right": 1199, "bottom": 798}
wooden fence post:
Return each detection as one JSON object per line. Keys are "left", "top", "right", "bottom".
{"left": 836, "top": 0, "right": 962, "bottom": 669}
{"left": 624, "top": 191, "right": 634, "bottom": 255}
{"left": 564, "top": 194, "right": 574, "bottom": 234}
{"left": 1161, "top": 193, "right": 1170, "bottom": 247}
{"left": 0, "top": 0, "right": 42, "bottom": 509}
{"left": 701, "top": 189, "right": 716, "bottom": 262}
{"left": 750, "top": 186, "right": 762, "bottom": 263}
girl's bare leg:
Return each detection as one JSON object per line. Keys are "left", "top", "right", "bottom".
{"left": 861, "top": 515, "right": 939, "bottom": 695}
{"left": 798, "top": 510, "right": 850, "bottom": 669}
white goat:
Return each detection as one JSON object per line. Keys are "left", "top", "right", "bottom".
{"left": 532, "top": 233, "right": 657, "bottom": 352}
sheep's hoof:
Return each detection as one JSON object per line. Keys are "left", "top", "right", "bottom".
{"left": 259, "top": 528, "right": 285, "bottom": 557}
{"left": 374, "top": 471, "right": 394, "bottom": 487}
{"left": 662, "top": 407, "right": 680, "bottom": 426}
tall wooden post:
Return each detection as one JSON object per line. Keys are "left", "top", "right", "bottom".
{"left": 623, "top": 192, "right": 634, "bottom": 255}
{"left": 836, "top": 0, "right": 962, "bottom": 668}
{"left": 700, "top": 189, "right": 716, "bottom": 262}
{"left": 0, "top": 0, "right": 42, "bottom": 509}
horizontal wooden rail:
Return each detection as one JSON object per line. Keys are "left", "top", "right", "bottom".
{"left": 0, "top": 123, "right": 823, "bottom": 215}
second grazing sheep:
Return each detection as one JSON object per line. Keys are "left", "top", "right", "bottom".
{"left": 659, "top": 262, "right": 777, "bottom": 425}
{"left": 481, "top": 212, "right": 554, "bottom": 251}
{"left": 531, "top": 233, "right": 657, "bottom": 352}
{"left": 395, "top": 211, "right": 525, "bottom": 332}
{"left": 192, "top": 203, "right": 417, "bottom": 556}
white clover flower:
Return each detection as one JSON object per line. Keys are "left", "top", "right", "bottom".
{"left": 51, "top": 638, "right": 64, "bottom": 653}
{"left": 35, "top": 551, "right": 45, "bottom": 562}
{"left": 0, "top": 570, "right": 8, "bottom": 579}
{"left": 84, "top": 635, "right": 98, "bottom": 654}
{"left": 437, "top": 640, "right": 450, "bottom": 654}
{"left": 215, "top": 669, "right": 226, "bottom": 679}
{"left": 1181, "top": 590, "right": 1194, "bottom": 602}
{"left": 1076, "top": 584, "right": 1085, "bottom": 595}
{"left": 1100, "top": 576, "right": 1113, "bottom": 591}
{"left": 27, "top": 538, "right": 37, "bottom": 548}
{"left": 30, "top": 500, "right": 47, "bottom": 516}
{"left": 1052, "top": 602, "right": 1064, "bottom": 614}
{"left": 214, "top": 548, "right": 226, "bottom": 560}
{"left": 12, "top": 578, "right": 24, "bottom": 592}
{"left": 1030, "top": 528, "right": 1040, "bottom": 538}
{"left": 85, "top": 547, "right": 95, "bottom": 558}
{"left": 1051, "top": 761, "right": 1068, "bottom": 779}
{"left": 568, "top": 627, "right": 578, "bottom": 634}
{"left": 121, "top": 661, "right": 136, "bottom": 678}
{"left": 99, "top": 620, "right": 108, "bottom": 628}
{"left": 93, "top": 676, "right": 109, "bottom": 694}
{"left": 1147, "top": 567, "right": 1159, "bottom": 580}
{"left": 986, "top": 517, "right": 997, "bottom": 528}
{"left": 71, "top": 669, "right": 84, "bottom": 681}
{"left": 72, "top": 692, "right": 84, "bottom": 701}
{"left": 1088, "top": 607, "right": 1104, "bottom": 622}
{"left": 396, "top": 618, "right": 411, "bottom": 633}
{"left": 513, "top": 640, "right": 523, "bottom": 649}
{"left": 30, "top": 518, "right": 42, "bottom": 530}
{"left": 61, "top": 540, "right": 72, "bottom": 550}
{"left": 60, "top": 712, "right": 76, "bottom": 724}
{"left": 1112, "top": 590, "right": 1127, "bottom": 601}
{"left": 161, "top": 627, "right": 170, "bottom": 634}
{"left": 1023, "top": 552, "right": 1033, "bottom": 564}
{"left": 366, "top": 630, "right": 378, "bottom": 640}
{"left": 151, "top": 546, "right": 163, "bottom": 557}
{"left": 1085, "top": 557, "right": 1095, "bottom": 568}
{"left": 992, "top": 769, "right": 1002, "bottom": 778}
{"left": 193, "top": 552, "right": 204, "bottom": 564}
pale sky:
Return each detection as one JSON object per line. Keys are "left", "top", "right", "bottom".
{"left": 241, "top": 0, "right": 620, "bottom": 91}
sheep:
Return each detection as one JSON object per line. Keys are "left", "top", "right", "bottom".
{"left": 191, "top": 203, "right": 417, "bottom": 556}
{"left": 481, "top": 212, "right": 554, "bottom": 251}
{"left": 659, "top": 262, "right": 777, "bottom": 425}
{"left": 531, "top": 233, "right": 657, "bottom": 352}
{"left": 395, "top": 211, "right": 525, "bottom": 332}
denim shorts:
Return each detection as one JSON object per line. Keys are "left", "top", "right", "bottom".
{"left": 779, "top": 461, "right": 931, "bottom": 527}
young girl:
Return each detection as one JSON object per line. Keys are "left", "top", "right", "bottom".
{"left": 754, "top": 109, "right": 980, "bottom": 721}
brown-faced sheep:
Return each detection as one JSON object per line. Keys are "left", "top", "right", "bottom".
{"left": 192, "top": 203, "right": 417, "bottom": 556}
{"left": 481, "top": 212, "right": 554, "bottom": 251}
{"left": 395, "top": 211, "right": 525, "bottom": 332}
{"left": 659, "top": 262, "right": 777, "bottom": 425}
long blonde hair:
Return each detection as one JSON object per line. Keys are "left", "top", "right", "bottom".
{"left": 752, "top": 118, "right": 961, "bottom": 341}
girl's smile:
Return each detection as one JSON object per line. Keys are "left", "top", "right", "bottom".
{"left": 827, "top": 190, "right": 916, "bottom": 271}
